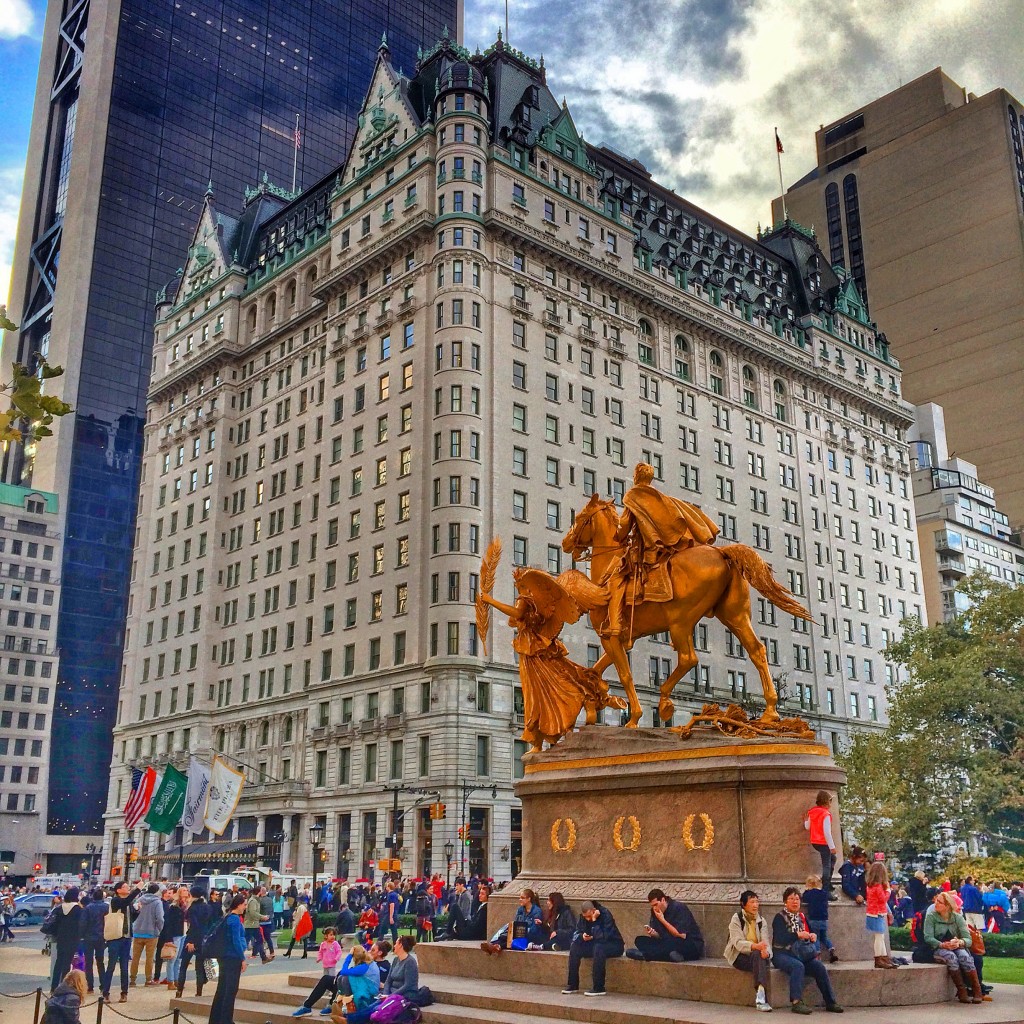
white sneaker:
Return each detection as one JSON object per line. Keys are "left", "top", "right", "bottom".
{"left": 560, "top": 988, "right": 579, "bottom": 995}
{"left": 756, "top": 987, "right": 772, "bottom": 1012}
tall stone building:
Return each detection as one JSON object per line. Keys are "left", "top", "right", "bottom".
{"left": 3, "top": 0, "right": 462, "bottom": 851}
{"left": 103, "top": 34, "right": 923, "bottom": 882}
{"left": 774, "top": 68, "right": 1024, "bottom": 528}
{"left": 909, "top": 403, "right": 1024, "bottom": 623}
{"left": 0, "top": 484, "right": 64, "bottom": 879}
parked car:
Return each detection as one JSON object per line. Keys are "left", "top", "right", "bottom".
{"left": 12, "top": 893, "right": 57, "bottom": 924}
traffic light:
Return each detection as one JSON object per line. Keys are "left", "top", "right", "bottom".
{"left": 457, "top": 826, "right": 470, "bottom": 846}
{"left": 33, "top": 863, "right": 42, "bottom": 873}
{"left": 429, "top": 802, "right": 446, "bottom": 820}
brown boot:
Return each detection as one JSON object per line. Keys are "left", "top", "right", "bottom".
{"left": 952, "top": 970, "right": 970, "bottom": 1004}
{"left": 874, "top": 956, "right": 888, "bottom": 969}
{"left": 196, "top": 983, "right": 203, "bottom": 997}
{"left": 965, "top": 970, "right": 983, "bottom": 1004}
{"left": 174, "top": 984, "right": 184, "bottom": 999}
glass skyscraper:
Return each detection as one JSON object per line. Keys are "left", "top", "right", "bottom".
{"left": 4, "top": 0, "right": 461, "bottom": 840}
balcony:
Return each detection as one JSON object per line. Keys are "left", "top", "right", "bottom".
{"left": 352, "top": 323, "right": 370, "bottom": 340}
{"left": 511, "top": 296, "right": 531, "bottom": 316}
{"left": 358, "top": 717, "right": 380, "bottom": 736}
{"left": 577, "top": 325, "right": 596, "bottom": 345}
{"left": 382, "top": 712, "right": 407, "bottom": 732}
{"left": 934, "top": 530, "right": 963, "bottom": 553}
{"left": 938, "top": 556, "right": 967, "bottom": 578}
{"left": 543, "top": 309, "right": 562, "bottom": 329}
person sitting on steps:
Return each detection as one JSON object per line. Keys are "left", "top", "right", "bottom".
{"left": 723, "top": 890, "right": 773, "bottom": 1013}
{"left": 625, "top": 888, "right": 704, "bottom": 962}
{"left": 561, "top": 900, "right": 624, "bottom": 998}
{"left": 771, "top": 886, "right": 844, "bottom": 1015}
{"left": 924, "top": 891, "right": 984, "bottom": 1004}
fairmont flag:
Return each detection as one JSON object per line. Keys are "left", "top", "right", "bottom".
{"left": 203, "top": 756, "right": 245, "bottom": 837}
{"left": 144, "top": 764, "right": 188, "bottom": 834}
{"left": 181, "top": 757, "right": 211, "bottom": 837}
{"left": 775, "top": 128, "right": 784, "bottom": 154}
{"left": 123, "top": 766, "right": 157, "bottom": 829}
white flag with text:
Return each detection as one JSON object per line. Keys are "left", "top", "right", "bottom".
{"left": 181, "top": 757, "right": 211, "bottom": 837}
{"left": 203, "top": 756, "right": 245, "bottom": 837}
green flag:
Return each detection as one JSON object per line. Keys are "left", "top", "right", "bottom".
{"left": 144, "top": 765, "right": 188, "bottom": 834}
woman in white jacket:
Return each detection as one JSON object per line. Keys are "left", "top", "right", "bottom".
{"left": 723, "top": 890, "right": 773, "bottom": 1013}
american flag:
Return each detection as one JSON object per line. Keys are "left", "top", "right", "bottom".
{"left": 293, "top": 123, "right": 302, "bottom": 151}
{"left": 124, "top": 766, "right": 156, "bottom": 828}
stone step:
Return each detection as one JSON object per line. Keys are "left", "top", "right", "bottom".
{"left": 415, "top": 942, "right": 953, "bottom": 1008}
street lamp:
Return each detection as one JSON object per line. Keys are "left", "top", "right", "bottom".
{"left": 443, "top": 841, "right": 454, "bottom": 890}
{"left": 85, "top": 842, "right": 98, "bottom": 878}
{"left": 309, "top": 822, "right": 325, "bottom": 917}
{"left": 123, "top": 838, "right": 136, "bottom": 884}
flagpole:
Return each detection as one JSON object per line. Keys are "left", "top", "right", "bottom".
{"left": 292, "top": 114, "right": 300, "bottom": 194}
{"left": 775, "top": 126, "right": 788, "bottom": 222}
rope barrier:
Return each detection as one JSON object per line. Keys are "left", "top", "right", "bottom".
{"left": 99, "top": 1005, "right": 181, "bottom": 1022}
{"left": 0, "top": 989, "right": 41, "bottom": 999}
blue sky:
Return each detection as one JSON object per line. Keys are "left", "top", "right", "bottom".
{"left": 2, "top": 0, "right": 1023, "bottom": 311}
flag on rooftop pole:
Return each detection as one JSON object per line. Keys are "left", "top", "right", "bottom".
{"left": 203, "top": 756, "right": 245, "bottom": 837}
{"left": 144, "top": 764, "right": 188, "bottom": 834}
{"left": 181, "top": 757, "right": 211, "bottom": 837}
{"left": 775, "top": 127, "right": 788, "bottom": 221}
{"left": 123, "top": 766, "right": 157, "bottom": 829}
{"left": 775, "top": 128, "right": 784, "bottom": 154}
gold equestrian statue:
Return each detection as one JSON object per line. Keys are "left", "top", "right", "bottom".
{"left": 560, "top": 463, "right": 812, "bottom": 728}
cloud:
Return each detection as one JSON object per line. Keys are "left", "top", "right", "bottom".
{"left": 0, "top": 166, "right": 24, "bottom": 308}
{"left": 464, "top": 0, "right": 1024, "bottom": 236}
{"left": 0, "top": 0, "right": 34, "bottom": 39}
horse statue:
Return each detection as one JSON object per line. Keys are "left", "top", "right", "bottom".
{"left": 560, "top": 492, "right": 813, "bottom": 727}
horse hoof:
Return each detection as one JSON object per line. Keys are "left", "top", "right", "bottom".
{"left": 760, "top": 708, "right": 781, "bottom": 723}
{"left": 658, "top": 698, "right": 675, "bottom": 722}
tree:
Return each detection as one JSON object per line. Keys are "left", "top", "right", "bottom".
{"left": 839, "top": 574, "right": 1024, "bottom": 859}
{"left": 0, "top": 305, "right": 73, "bottom": 442}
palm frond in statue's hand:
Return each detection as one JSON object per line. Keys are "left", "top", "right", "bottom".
{"left": 476, "top": 537, "right": 502, "bottom": 656}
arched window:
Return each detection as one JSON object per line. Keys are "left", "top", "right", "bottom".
{"left": 637, "top": 318, "right": 653, "bottom": 336}
{"left": 266, "top": 293, "right": 277, "bottom": 323}
{"left": 773, "top": 379, "right": 787, "bottom": 422}
{"left": 843, "top": 174, "right": 867, "bottom": 308}
{"left": 285, "top": 279, "right": 296, "bottom": 308}
{"left": 216, "top": 729, "right": 225, "bottom": 753}
{"left": 742, "top": 365, "right": 758, "bottom": 409}
{"left": 246, "top": 306, "right": 257, "bottom": 337}
{"left": 824, "top": 182, "right": 844, "bottom": 268}
{"left": 674, "top": 334, "right": 690, "bottom": 381}
{"left": 260, "top": 721, "right": 269, "bottom": 746}
{"left": 709, "top": 350, "right": 725, "bottom": 396}
{"left": 237, "top": 724, "right": 247, "bottom": 750}
{"left": 283, "top": 716, "right": 293, "bottom": 742}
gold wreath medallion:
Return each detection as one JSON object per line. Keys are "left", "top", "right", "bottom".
{"left": 550, "top": 817, "right": 577, "bottom": 853}
{"left": 612, "top": 814, "right": 642, "bottom": 852}
{"left": 682, "top": 812, "right": 715, "bottom": 851}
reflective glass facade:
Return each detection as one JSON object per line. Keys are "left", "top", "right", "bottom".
{"left": 39, "top": 0, "right": 458, "bottom": 834}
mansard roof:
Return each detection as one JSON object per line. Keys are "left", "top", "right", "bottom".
{"left": 176, "top": 30, "right": 869, "bottom": 327}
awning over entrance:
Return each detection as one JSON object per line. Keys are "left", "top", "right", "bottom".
{"left": 151, "top": 840, "right": 258, "bottom": 864}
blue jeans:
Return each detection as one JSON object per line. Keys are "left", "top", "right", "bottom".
{"left": 772, "top": 949, "right": 837, "bottom": 1005}
{"left": 101, "top": 937, "right": 132, "bottom": 997}
{"left": 164, "top": 935, "right": 185, "bottom": 983}
{"left": 807, "top": 918, "right": 833, "bottom": 952}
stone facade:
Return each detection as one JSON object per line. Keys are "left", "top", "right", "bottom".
{"left": 102, "top": 35, "right": 923, "bottom": 883}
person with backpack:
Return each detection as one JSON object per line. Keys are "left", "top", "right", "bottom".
{"left": 289, "top": 926, "right": 343, "bottom": 1016}
{"left": 724, "top": 890, "right": 773, "bottom": 1013}
{"left": 414, "top": 884, "right": 435, "bottom": 942}
{"left": 100, "top": 881, "right": 140, "bottom": 1004}
{"left": 80, "top": 888, "right": 108, "bottom": 994}
{"left": 208, "top": 894, "right": 248, "bottom": 1024}
{"left": 129, "top": 883, "right": 164, "bottom": 987}
{"left": 47, "top": 887, "right": 85, "bottom": 994}
{"left": 177, "top": 886, "right": 216, "bottom": 998}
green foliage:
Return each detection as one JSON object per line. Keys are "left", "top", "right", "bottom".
{"left": 839, "top": 576, "right": 1024, "bottom": 859}
{"left": 942, "top": 853, "right": 1024, "bottom": 885}
{"left": 890, "top": 924, "right": 1024, "bottom": 959}
{"left": 0, "top": 306, "right": 73, "bottom": 444}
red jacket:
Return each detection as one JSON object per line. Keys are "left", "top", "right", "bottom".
{"left": 806, "top": 805, "right": 833, "bottom": 847}
{"left": 866, "top": 883, "right": 890, "bottom": 916}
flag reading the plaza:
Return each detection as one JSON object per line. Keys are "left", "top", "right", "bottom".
{"left": 144, "top": 764, "right": 188, "bottom": 834}
{"left": 182, "top": 757, "right": 211, "bottom": 836}
{"left": 123, "top": 766, "right": 157, "bottom": 828}
{"left": 203, "top": 756, "right": 245, "bottom": 836}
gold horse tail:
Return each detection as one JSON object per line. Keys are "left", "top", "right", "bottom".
{"left": 718, "top": 544, "right": 813, "bottom": 621}
{"left": 557, "top": 568, "right": 608, "bottom": 613}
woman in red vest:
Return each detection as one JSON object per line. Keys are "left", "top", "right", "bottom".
{"left": 803, "top": 791, "right": 838, "bottom": 899}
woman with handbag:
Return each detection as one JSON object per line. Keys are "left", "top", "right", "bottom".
{"left": 177, "top": 886, "right": 215, "bottom": 998}
{"left": 771, "top": 887, "right": 844, "bottom": 1015}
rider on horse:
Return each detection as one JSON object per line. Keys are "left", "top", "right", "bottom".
{"left": 602, "top": 463, "right": 719, "bottom": 639}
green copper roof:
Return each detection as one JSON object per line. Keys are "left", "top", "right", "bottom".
{"left": 0, "top": 482, "right": 58, "bottom": 513}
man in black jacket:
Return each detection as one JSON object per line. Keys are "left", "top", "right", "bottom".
{"left": 626, "top": 889, "right": 704, "bottom": 962}
{"left": 562, "top": 900, "right": 624, "bottom": 997}
{"left": 176, "top": 887, "right": 217, "bottom": 998}
{"left": 49, "top": 887, "right": 85, "bottom": 993}
{"left": 81, "top": 888, "right": 109, "bottom": 994}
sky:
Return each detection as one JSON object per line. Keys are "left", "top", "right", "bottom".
{"left": 1, "top": 0, "right": 1023, "bottom": 311}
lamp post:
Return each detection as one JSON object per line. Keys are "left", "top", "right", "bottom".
{"left": 85, "top": 842, "right": 98, "bottom": 878}
{"left": 443, "top": 841, "right": 454, "bottom": 890}
{"left": 309, "top": 821, "right": 325, "bottom": 918}
{"left": 459, "top": 781, "right": 498, "bottom": 876}
{"left": 123, "top": 838, "right": 136, "bottom": 885}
